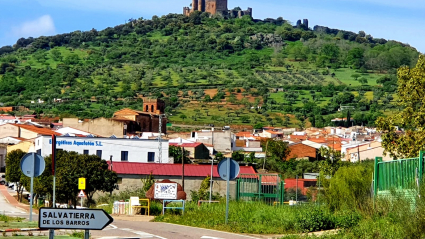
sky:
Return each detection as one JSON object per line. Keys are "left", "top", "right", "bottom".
{"left": 0, "top": 0, "right": 424, "bottom": 53}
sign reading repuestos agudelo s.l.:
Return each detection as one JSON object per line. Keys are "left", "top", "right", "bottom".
{"left": 38, "top": 208, "right": 113, "bottom": 230}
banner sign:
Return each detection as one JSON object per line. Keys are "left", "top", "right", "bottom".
{"left": 154, "top": 183, "right": 178, "bottom": 200}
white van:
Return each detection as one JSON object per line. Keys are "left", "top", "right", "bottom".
{"left": 0, "top": 174, "right": 5, "bottom": 185}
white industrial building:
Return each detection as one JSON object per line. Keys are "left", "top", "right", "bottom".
{"left": 34, "top": 136, "right": 170, "bottom": 163}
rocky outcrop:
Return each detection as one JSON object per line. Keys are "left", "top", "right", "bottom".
{"left": 249, "top": 33, "right": 285, "bottom": 48}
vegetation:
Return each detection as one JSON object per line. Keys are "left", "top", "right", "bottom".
{"left": 0, "top": 13, "right": 418, "bottom": 128}
{"left": 5, "top": 150, "right": 117, "bottom": 206}
{"left": 377, "top": 55, "right": 425, "bottom": 158}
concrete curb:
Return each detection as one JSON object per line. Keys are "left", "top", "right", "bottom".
{"left": 0, "top": 228, "right": 43, "bottom": 232}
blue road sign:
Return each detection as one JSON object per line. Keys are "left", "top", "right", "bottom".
{"left": 20, "top": 153, "right": 45, "bottom": 178}
{"left": 217, "top": 158, "right": 240, "bottom": 181}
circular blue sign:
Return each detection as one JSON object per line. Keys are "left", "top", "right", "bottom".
{"left": 20, "top": 153, "right": 46, "bottom": 178}
{"left": 217, "top": 158, "right": 240, "bottom": 181}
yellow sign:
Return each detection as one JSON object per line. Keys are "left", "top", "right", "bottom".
{"left": 78, "top": 178, "right": 86, "bottom": 190}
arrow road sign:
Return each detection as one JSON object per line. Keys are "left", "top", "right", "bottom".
{"left": 39, "top": 208, "right": 113, "bottom": 230}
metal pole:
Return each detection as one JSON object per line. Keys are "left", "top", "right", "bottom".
{"left": 29, "top": 176, "right": 34, "bottom": 221}
{"left": 50, "top": 135, "right": 56, "bottom": 239}
{"left": 225, "top": 158, "right": 230, "bottom": 224}
{"left": 81, "top": 197, "right": 83, "bottom": 208}
{"left": 263, "top": 140, "right": 269, "bottom": 170}
{"left": 84, "top": 230, "right": 90, "bottom": 239}
{"left": 296, "top": 175, "right": 298, "bottom": 203}
{"left": 182, "top": 147, "right": 185, "bottom": 191}
{"left": 209, "top": 158, "right": 213, "bottom": 203}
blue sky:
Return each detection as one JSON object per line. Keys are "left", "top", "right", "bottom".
{"left": 1, "top": 0, "right": 424, "bottom": 53}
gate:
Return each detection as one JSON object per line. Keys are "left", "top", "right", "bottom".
{"left": 373, "top": 151, "right": 424, "bottom": 201}
{"left": 236, "top": 173, "right": 285, "bottom": 205}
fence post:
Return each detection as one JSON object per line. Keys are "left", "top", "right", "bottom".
{"left": 419, "top": 151, "right": 424, "bottom": 184}
{"left": 374, "top": 157, "right": 382, "bottom": 197}
{"left": 236, "top": 179, "right": 240, "bottom": 201}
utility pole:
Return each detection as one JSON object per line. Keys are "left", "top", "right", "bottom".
{"left": 182, "top": 147, "right": 185, "bottom": 191}
{"left": 158, "top": 114, "right": 166, "bottom": 163}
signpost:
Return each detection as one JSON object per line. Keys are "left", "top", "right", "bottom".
{"left": 39, "top": 208, "right": 113, "bottom": 239}
{"left": 20, "top": 153, "right": 46, "bottom": 222}
{"left": 154, "top": 183, "right": 178, "bottom": 200}
{"left": 217, "top": 158, "right": 240, "bottom": 224}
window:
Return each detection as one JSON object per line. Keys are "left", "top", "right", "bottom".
{"left": 121, "top": 151, "right": 128, "bottom": 161}
{"left": 36, "top": 149, "right": 41, "bottom": 155}
{"left": 117, "top": 177, "right": 123, "bottom": 184}
{"left": 148, "top": 152, "right": 155, "bottom": 162}
{"left": 96, "top": 150, "right": 102, "bottom": 158}
{"left": 83, "top": 150, "right": 89, "bottom": 155}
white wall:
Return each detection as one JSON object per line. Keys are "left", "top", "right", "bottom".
{"left": 35, "top": 136, "right": 170, "bottom": 163}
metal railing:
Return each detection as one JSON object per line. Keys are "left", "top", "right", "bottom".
{"left": 237, "top": 173, "right": 285, "bottom": 205}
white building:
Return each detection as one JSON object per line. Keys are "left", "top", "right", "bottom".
{"left": 34, "top": 136, "right": 170, "bottom": 163}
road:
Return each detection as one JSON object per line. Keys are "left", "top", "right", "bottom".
{"left": 91, "top": 219, "right": 260, "bottom": 239}
{"left": 1, "top": 188, "right": 259, "bottom": 239}
{"left": 0, "top": 186, "right": 31, "bottom": 218}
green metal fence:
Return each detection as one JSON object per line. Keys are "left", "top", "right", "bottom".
{"left": 373, "top": 151, "right": 424, "bottom": 197}
{"left": 236, "top": 173, "right": 285, "bottom": 205}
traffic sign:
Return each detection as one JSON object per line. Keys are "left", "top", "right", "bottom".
{"left": 20, "top": 153, "right": 45, "bottom": 177}
{"left": 78, "top": 190, "right": 86, "bottom": 198}
{"left": 38, "top": 208, "right": 113, "bottom": 230}
{"left": 217, "top": 158, "right": 240, "bottom": 181}
{"left": 79, "top": 178, "right": 86, "bottom": 190}
{"left": 20, "top": 152, "right": 46, "bottom": 222}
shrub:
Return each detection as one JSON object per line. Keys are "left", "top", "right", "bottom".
{"left": 295, "top": 206, "right": 335, "bottom": 232}
{"left": 334, "top": 210, "right": 361, "bottom": 229}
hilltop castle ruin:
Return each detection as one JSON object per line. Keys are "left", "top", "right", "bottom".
{"left": 183, "top": 0, "right": 252, "bottom": 18}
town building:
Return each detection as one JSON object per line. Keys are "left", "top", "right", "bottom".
{"left": 63, "top": 100, "right": 167, "bottom": 138}
{"left": 0, "top": 123, "right": 60, "bottom": 140}
{"left": 169, "top": 142, "right": 210, "bottom": 159}
{"left": 34, "top": 136, "right": 170, "bottom": 164}
{"left": 190, "top": 130, "right": 234, "bottom": 153}
{"left": 107, "top": 161, "right": 256, "bottom": 199}
{"left": 183, "top": 0, "right": 252, "bottom": 18}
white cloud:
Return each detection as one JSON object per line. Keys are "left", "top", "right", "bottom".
{"left": 10, "top": 15, "right": 56, "bottom": 39}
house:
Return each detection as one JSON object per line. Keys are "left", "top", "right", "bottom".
{"left": 34, "top": 135, "right": 170, "bottom": 164}
{"left": 285, "top": 178, "right": 317, "bottom": 195}
{"left": 63, "top": 106, "right": 167, "bottom": 138}
{"left": 344, "top": 141, "right": 392, "bottom": 162}
{"left": 287, "top": 142, "right": 318, "bottom": 160}
{"left": 107, "top": 161, "right": 256, "bottom": 199}
{"left": 169, "top": 142, "right": 210, "bottom": 159}
{"left": 0, "top": 123, "right": 60, "bottom": 140}
{"left": 190, "top": 130, "right": 234, "bottom": 153}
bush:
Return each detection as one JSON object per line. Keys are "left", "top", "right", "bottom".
{"left": 334, "top": 210, "right": 361, "bottom": 229}
{"left": 295, "top": 206, "right": 335, "bottom": 232}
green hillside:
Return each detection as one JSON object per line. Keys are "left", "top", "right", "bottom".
{"left": 0, "top": 13, "right": 419, "bottom": 127}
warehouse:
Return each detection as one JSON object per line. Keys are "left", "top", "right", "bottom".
{"left": 34, "top": 135, "right": 170, "bottom": 163}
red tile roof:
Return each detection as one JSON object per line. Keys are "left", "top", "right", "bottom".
{"left": 169, "top": 142, "right": 203, "bottom": 148}
{"left": 108, "top": 162, "right": 256, "bottom": 177}
{"left": 11, "top": 124, "right": 61, "bottom": 136}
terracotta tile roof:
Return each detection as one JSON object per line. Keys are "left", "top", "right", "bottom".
{"left": 12, "top": 124, "right": 61, "bottom": 136}
{"left": 108, "top": 162, "right": 256, "bottom": 177}
{"left": 236, "top": 132, "right": 253, "bottom": 137}
{"left": 114, "top": 108, "right": 146, "bottom": 116}
{"left": 169, "top": 142, "right": 203, "bottom": 148}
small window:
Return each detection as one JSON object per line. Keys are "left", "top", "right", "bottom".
{"left": 96, "top": 150, "right": 102, "bottom": 158}
{"left": 148, "top": 152, "right": 155, "bottom": 162}
{"left": 121, "top": 151, "right": 128, "bottom": 161}
{"left": 83, "top": 150, "right": 89, "bottom": 155}
{"left": 36, "top": 149, "right": 41, "bottom": 155}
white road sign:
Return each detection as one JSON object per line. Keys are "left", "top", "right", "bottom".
{"left": 38, "top": 208, "right": 113, "bottom": 230}
{"left": 154, "top": 183, "right": 178, "bottom": 200}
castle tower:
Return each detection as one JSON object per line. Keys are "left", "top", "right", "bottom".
{"left": 198, "top": 0, "right": 205, "bottom": 12}
{"left": 192, "top": 0, "right": 198, "bottom": 12}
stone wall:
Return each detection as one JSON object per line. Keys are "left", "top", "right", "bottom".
{"left": 103, "top": 174, "right": 237, "bottom": 200}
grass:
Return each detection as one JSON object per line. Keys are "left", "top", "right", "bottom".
{"left": 154, "top": 201, "right": 299, "bottom": 234}
{"left": 269, "top": 91, "right": 332, "bottom": 107}
{"left": 0, "top": 214, "right": 38, "bottom": 230}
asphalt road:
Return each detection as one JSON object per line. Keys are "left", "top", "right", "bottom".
{"left": 1, "top": 189, "right": 260, "bottom": 239}
{"left": 91, "top": 219, "right": 260, "bottom": 239}
{"left": 0, "top": 187, "right": 29, "bottom": 218}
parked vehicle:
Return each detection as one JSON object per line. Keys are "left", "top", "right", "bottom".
{"left": 0, "top": 174, "right": 5, "bottom": 185}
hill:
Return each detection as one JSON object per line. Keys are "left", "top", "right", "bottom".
{"left": 0, "top": 13, "right": 420, "bottom": 128}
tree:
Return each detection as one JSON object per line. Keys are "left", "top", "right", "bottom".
{"left": 358, "top": 77, "right": 368, "bottom": 85}
{"left": 179, "top": 114, "right": 187, "bottom": 121}
{"left": 351, "top": 74, "right": 361, "bottom": 81}
{"left": 5, "top": 150, "right": 26, "bottom": 202}
{"left": 214, "top": 152, "right": 224, "bottom": 161}
{"left": 54, "top": 151, "right": 117, "bottom": 206}
{"left": 169, "top": 145, "right": 191, "bottom": 164}
{"left": 262, "top": 139, "right": 291, "bottom": 161}
{"left": 376, "top": 55, "right": 425, "bottom": 158}
{"left": 232, "top": 151, "right": 245, "bottom": 161}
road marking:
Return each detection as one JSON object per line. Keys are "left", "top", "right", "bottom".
{"left": 160, "top": 223, "right": 260, "bottom": 239}
{"left": 109, "top": 228, "right": 167, "bottom": 239}
{"left": 201, "top": 236, "right": 224, "bottom": 239}
{"left": 109, "top": 224, "right": 118, "bottom": 229}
